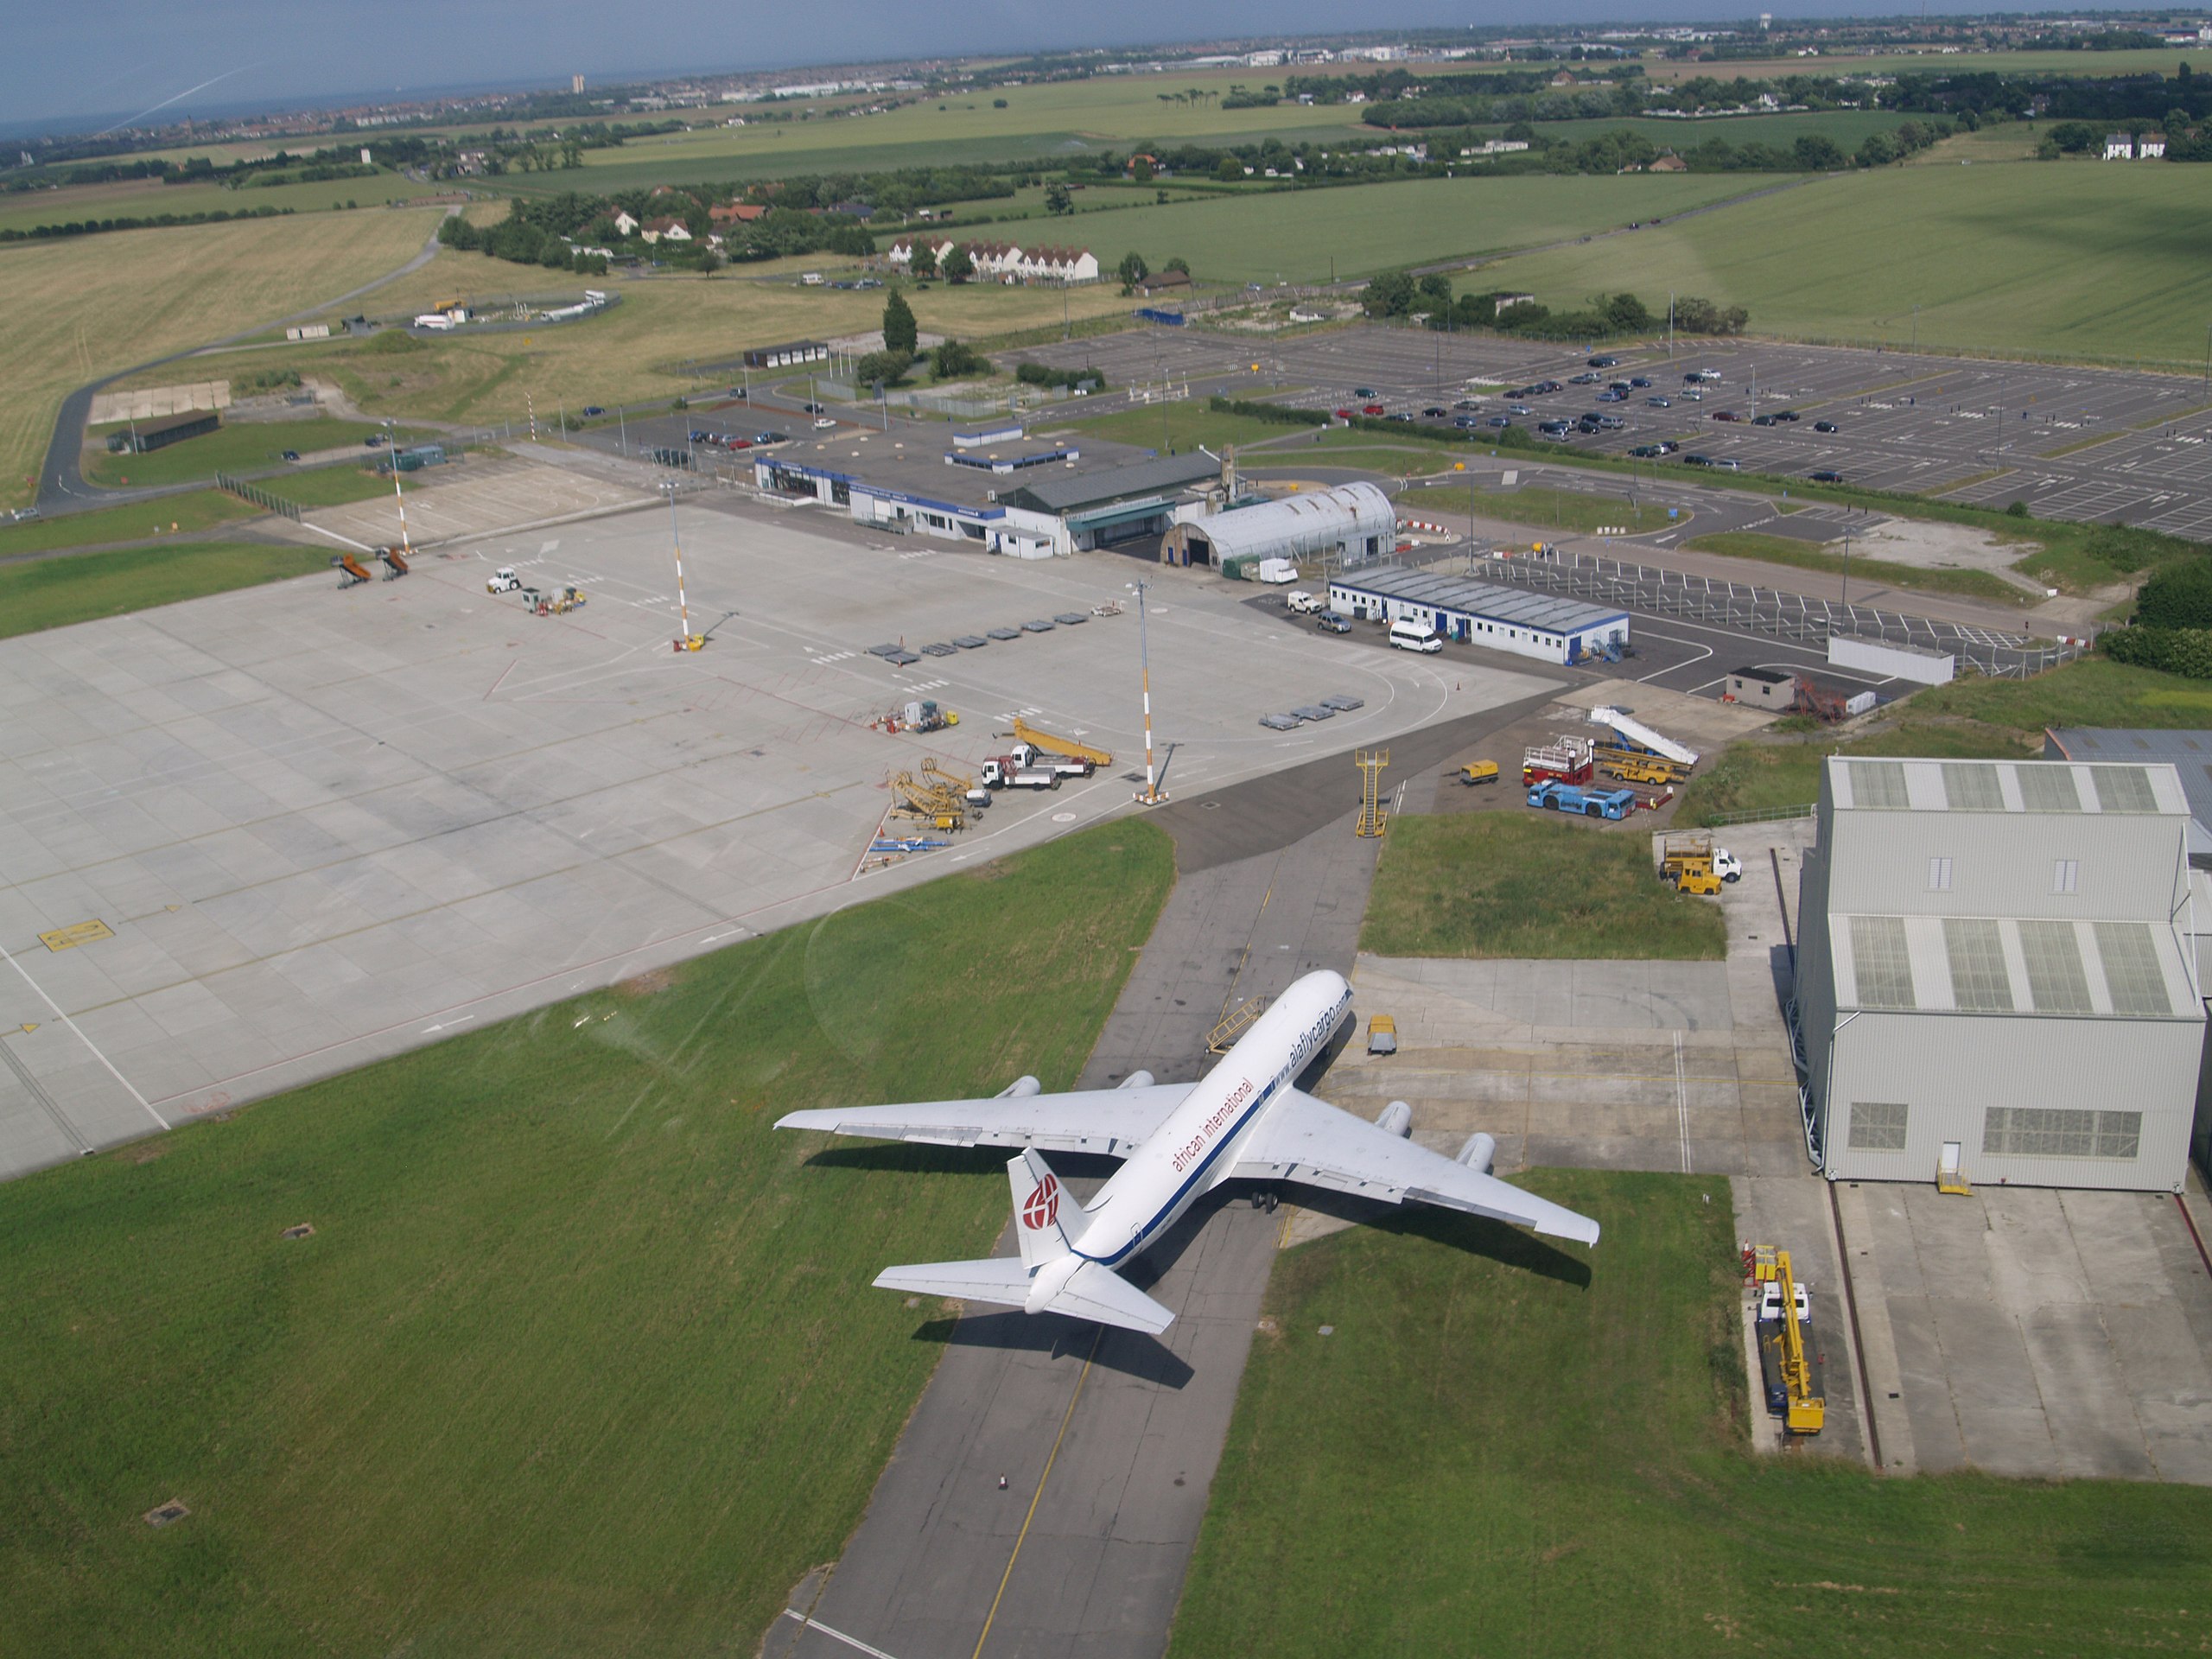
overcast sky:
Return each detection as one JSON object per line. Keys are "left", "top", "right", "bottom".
{"left": 5, "top": 1, "right": 2152, "bottom": 131}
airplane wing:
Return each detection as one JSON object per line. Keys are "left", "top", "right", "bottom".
{"left": 775, "top": 1082, "right": 1193, "bottom": 1158}
{"left": 1231, "top": 1089, "right": 1600, "bottom": 1247}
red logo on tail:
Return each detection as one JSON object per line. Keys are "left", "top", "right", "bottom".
{"left": 1021, "top": 1173, "right": 1060, "bottom": 1230}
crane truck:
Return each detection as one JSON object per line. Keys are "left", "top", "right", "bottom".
{"left": 1008, "top": 718, "right": 1112, "bottom": 769}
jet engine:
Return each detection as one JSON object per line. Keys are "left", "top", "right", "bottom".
{"left": 1374, "top": 1101, "right": 1413, "bottom": 1138}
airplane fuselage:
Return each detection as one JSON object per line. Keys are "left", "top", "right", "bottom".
{"left": 1070, "top": 969, "right": 1354, "bottom": 1269}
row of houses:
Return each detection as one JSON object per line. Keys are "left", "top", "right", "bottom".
{"left": 2104, "top": 132, "right": 2170, "bottom": 159}
{"left": 885, "top": 238, "right": 1101, "bottom": 284}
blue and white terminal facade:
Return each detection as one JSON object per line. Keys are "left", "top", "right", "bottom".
{"left": 1325, "top": 565, "right": 1630, "bottom": 666}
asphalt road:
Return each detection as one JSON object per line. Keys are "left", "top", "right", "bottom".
{"left": 769, "top": 692, "right": 1557, "bottom": 1659}
{"left": 1006, "top": 323, "right": 2212, "bottom": 542}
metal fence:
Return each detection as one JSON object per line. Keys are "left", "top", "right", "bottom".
{"left": 1694, "top": 802, "right": 1818, "bottom": 828}
{"left": 1474, "top": 551, "right": 2085, "bottom": 679}
{"left": 215, "top": 473, "right": 302, "bottom": 522}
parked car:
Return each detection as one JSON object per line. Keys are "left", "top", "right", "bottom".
{"left": 1486, "top": 416, "right": 1513, "bottom": 429}
{"left": 1630, "top": 443, "right": 1664, "bottom": 457}
{"left": 1773, "top": 410, "right": 1800, "bottom": 423}
{"left": 753, "top": 430, "right": 790, "bottom": 444}
{"left": 1452, "top": 397, "right": 1481, "bottom": 410}
{"left": 1681, "top": 389, "right": 1704, "bottom": 402}
{"left": 1315, "top": 612, "right": 1352, "bottom": 634}
{"left": 1363, "top": 403, "right": 1386, "bottom": 416}
{"left": 1751, "top": 414, "right": 1777, "bottom": 427}
{"left": 1713, "top": 457, "right": 1742, "bottom": 470}
{"left": 1596, "top": 390, "right": 1625, "bottom": 404}
{"left": 1683, "top": 453, "right": 1713, "bottom": 467}
{"left": 1533, "top": 380, "right": 1564, "bottom": 395}
{"left": 1630, "top": 376, "right": 1653, "bottom": 388}
{"left": 281, "top": 449, "right": 301, "bottom": 461}
{"left": 1539, "top": 420, "right": 1574, "bottom": 438}
{"left": 1646, "top": 396, "right": 1671, "bottom": 408}
{"left": 1334, "top": 408, "right": 1354, "bottom": 420}
{"left": 582, "top": 404, "right": 605, "bottom": 416}
{"left": 1712, "top": 410, "right": 1739, "bottom": 423}
{"left": 1814, "top": 420, "right": 1840, "bottom": 433}
{"left": 1508, "top": 403, "right": 1534, "bottom": 416}
{"left": 364, "top": 433, "right": 387, "bottom": 447}
{"left": 1354, "top": 386, "right": 1376, "bottom": 397}
{"left": 1386, "top": 412, "right": 1414, "bottom": 423}
{"left": 1422, "top": 406, "right": 1448, "bottom": 419}
{"left": 1587, "top": 355, "right": 1618, "bottom": 368}
{"left": 1569, "top": 372, "right": 1603, "bottom": 385}
{"left": 1809, "top": 469, "right": 1846, "bottom": 482}
{"left": 812, "top": 416, "right": 837, "bottom": 429}
{"left": 1454, "top": 415, "right": 1482, "bottom": 429}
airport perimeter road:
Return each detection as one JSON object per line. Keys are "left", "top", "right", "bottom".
{"left": 1008, "top": 325, "right": 2212, "bottom": 541}
{"left": 773, "top": 696, "right": 1558, "bottom": 1659}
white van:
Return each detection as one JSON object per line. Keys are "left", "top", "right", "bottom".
{"left": 1388, "top": 617, "right": 1443, "bottom": 654}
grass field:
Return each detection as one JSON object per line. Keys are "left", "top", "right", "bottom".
{"left": 0, "top": 821, "right": 1174, "bottom": 1656}
{"left": 149, "top": 269, "right": 1141, "bottom": 429}
{"left": 1168, "top": 1170, "right": 2212, "bottom": 1657}
{"left": 261, "top": 463, "right": 405, "bottom": 507}
{"left": 1464, "top": 162, "right": 2212, "bottom": 365}
{"left": 1535, "top": 109, "right": 1916, "bottom": 149}
{"left": 1039, "top": 174, "right": 1794, "bottom": 285}
{"left": 0, "top": 178, "right": 445, "bottom": 234}
{"left": 0, "top": 489, "right": 257, "bottom": 556}
{"left": 1473, "top": 483, "right": 1681, "bottom": 537}
{"left": 1673, "top": 656, "right": 2212, "bottom": 825}
{"left": 1362, "top": 813, "right": 1726, "bottom": 960}
{"left": 1054, "top": 404, "right": 1306, "bottom": 453}
{"left": 81, "top": 416, "right": 404, "bottom": 488}
{"left": 1682, "top": 528, "right": 2026, "bottom": 602}
{"left": 0, "top": 209, "right": 443, "bottom": 512}
{"left": 0, "top": 540, "right": 331, "bottom": 640}
{"left": 1639, "top": 47, "right": 2212, "bottom": 82}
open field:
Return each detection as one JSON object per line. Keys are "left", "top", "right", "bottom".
{"left": 1639, "top": 47, "right": 2212, "bottom": 82}
{"left": 1170, "top": 1169, "right": 2212, "bottom": 1657}
{"left": 145, "top": 270, "right": 1141, "bottom": 428}
{"left": 0, "top": 209, "right": 442, "bottom": 512}
{"left": 260, "top": 462, "right": 408, "bottom": 507}
{"left": 1054, "top": 403, "right": 1304, "bottom": 452}
{"left": 1682, "top": 528, "right": 2023, "bottom": 601}
{"left": 1675, "top": 657, "right": 2212, "bottom": 825}
{"left": 0, "top": 178, "right": 452, "bottom": 234}
{"left": 0, "top": 821, "right": 1173, "bottom": 1656}
{"left": 1464, "top": 162, "right": 2212, "bottom": 365}
{"left": 0, "top": 489, "right": 256, "bottom": 556}
{"left": 0, "top": 540, "right": 330, "bottom": 640}
{"left": 1362, "top": 814, "right": 1726, "bottom": 961}
{"left": 1039, "top": 174, "right": 1796, "bottom": 285}
{"left": 1534, "top": 109, "right": 1916, "bottom": 149}
{"left": 1472, "top": 483, "right": 1680, "bottom": 537}
{"left": 81, "top": 416, "right": 407, "bottom": 488}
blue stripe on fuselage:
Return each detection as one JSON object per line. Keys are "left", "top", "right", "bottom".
{"left": 1077, "top": 991, "right": 1349, "bottom": 1269}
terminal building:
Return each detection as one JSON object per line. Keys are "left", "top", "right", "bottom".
{"left": 752, "top": 429, "right": 1217, "bottom": 557}
{"left": 1324, "top": 565, "right": 1630, "bottom": 666}
{"left": 1794, "top": 755, "right": 2204, "bottom": 1193}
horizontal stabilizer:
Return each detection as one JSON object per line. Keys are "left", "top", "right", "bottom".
{"left": 1046, "top": 1261, "right": 1173, "bottom": 1334}
{"left": 870, "top": 1257, "right": 1173, "bottom": 1334}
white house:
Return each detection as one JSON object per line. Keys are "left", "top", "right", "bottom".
{"left": 2138, "top": 130, "right": 2167, "bottom": 159}
{"left": 640, "top": 217, "right": 691, "bottom": 245}
{"left": 2104, "top": 133, "right": 2135, "bottom": 160}
{"left": 612, "top": 209, "right": 639, "bottom": 236}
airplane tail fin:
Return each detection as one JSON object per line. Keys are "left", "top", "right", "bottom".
{"left": 1009, "top": 1147, "right": 1074, "bottom": 1271}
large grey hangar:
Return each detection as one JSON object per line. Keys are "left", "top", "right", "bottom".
{"left": 1795, "top": 755, "right": 2204, "bottom": 1192}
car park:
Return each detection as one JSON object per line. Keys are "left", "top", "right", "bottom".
{"left": 1315, "top": 612, "right": 1352, "bottom": 634}
{"left": 1809, "top": 469, "right": 1846, "bottom": 482}
{"left": 1645, "top": 395, "right": 1671, "bottom": 408}
{"left": 1814, "top": 420, "right": 1840, "bottom": 433}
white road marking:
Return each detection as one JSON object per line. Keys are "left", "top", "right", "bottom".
{"left": 0, "top": 938, "right": 166, "bottom": 1130}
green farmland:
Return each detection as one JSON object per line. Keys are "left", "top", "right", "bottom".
{"left": 0, "top": 823, "right": 1173, "bottom": 1656}
{"left": 1045, "top": 173, "right": 1796, "bottom": 285}
{"left": 1465, "top": 160, "right": 2212, "bottom": 365}
{"left": 1170, "top": 1170, "right": 2212, "bottom": 1658}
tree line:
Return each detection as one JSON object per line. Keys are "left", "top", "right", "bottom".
{"left": 1363, "top": 275, "right": 1748, "bottom": 341}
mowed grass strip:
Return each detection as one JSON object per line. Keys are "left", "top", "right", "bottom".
{"left": 0, "top": 540, "right": 332, "bottom": 640}
{"left": 0, "top": 489, "right": 257, "bottom": 556}
{"left": 0, "top": 822, "right": 1174, "bottom": 1656}
{"left": 1362, "top": 813, "right": 1726, "bottom": 960}
{"left": 0, "top": 210, "right": 443, "bottom": 512}
{"left": 1673, "top": 656, "right": 2212, "bottom": 826}
{"left": 1168, "top": 1172, "right": 2212, "bottom": 1657}
{"left": 82, "top": 416, "right": 415, "bottom": 488}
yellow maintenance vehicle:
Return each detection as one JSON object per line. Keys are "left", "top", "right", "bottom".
{"left": 1754, "top": 1248, "right": 1826, "bottom": 1435}
{"left": 1456, "top": 760, "right": 1500, "bottom": 787}
{"left": 1599, "top": 747, "right": 1686, "bottom": 787}
{"left": 1660, "top": 834, "right": 1724, "bottom": 896}
{"left": 888, "top": 770, "right": 968, "bottom": 830}
{"left": 1010, "top": 717, "right": 1114, "bottom": 770}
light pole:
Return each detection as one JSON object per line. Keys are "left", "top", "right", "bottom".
{"left": 1841, "top": 524, "right": 1851, "bottom": 607}
{"left": 384, "top": 419, "right": 413, "bottom": 553}
{"left": 619, "top": 403, "right": 627, "bottom": 455}
{"left": 1129, "top": 578, "right": 1166, "bottom": 806}
{"left": 664, "top": 481, "right": 696, "bottom": 651}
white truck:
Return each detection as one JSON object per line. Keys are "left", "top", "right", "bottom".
{"left": 1006, "top": 741, "right": 1093, "bottom": 779}
{"left": 1257, "top": 557, "right": 1299, "bottom": 585}
{"left": 1284, "top": 590, "right": 1323, "bottom": 614}
{"left": 486, "top": 566, "right": 523, "bottom": 594}
{"left": 981, "top": 756, "right": 1063, "bottom": 790}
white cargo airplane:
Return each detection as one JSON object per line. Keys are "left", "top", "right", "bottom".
{"left": 775, "top": 969, "right": 1599, "bottom": 1335}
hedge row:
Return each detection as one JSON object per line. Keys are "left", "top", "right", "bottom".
{"left": 2103, "top": 627, "right": 2212, "bottom": 678}
{"left": 1208, "top": 396, "right": 1328, "bottom": 428}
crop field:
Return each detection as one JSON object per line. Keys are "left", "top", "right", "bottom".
{"left": 81, "top": 416, "right": 408, "bottom": 488}
{"left": 0, "top": 209, "right": 442, "bottom": 512}
{"left": 0, "top": 821, "right": 1174, "bottom": 1656}
{"left": 1466, "top": 162, "right": 2212, "bottom": 365}
{"left": 0, "top": 539, "right": 331, "bottom": 641}
{"left": 1169, "top": 1169, "right": 2212, "bottom": 1657}
{"left": 1044, "top": 174, "right": 1792, "bottom": 285}
{"left": 1362, "top": 814, "right": 1726, "bottom": 961}
{"left": 0, "top": 176, "right": 442, "bottom": 234}
{"left": 152, "top": 269, "right": 1141, "bottom": 429}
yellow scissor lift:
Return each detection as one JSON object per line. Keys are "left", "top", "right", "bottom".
{"left": 1749, "top": 1245, "right": 1826, "bottom": 1435}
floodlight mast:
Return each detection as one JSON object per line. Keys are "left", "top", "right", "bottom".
{"left": 385, "top": 419, "right": 412, "bottom": 552}
{"left": 664, "top": 480, "right": 695, "bottom": 648}
{"left": 1130, "top": 577, "right": 1166, "bottom": 806}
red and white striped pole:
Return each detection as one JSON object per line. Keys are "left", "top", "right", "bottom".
{"left": 1133, "top": 577, "right": 1166, "bottom": 806}
{"left": 664, "top": 484, "right": 694, "bottom": 650}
